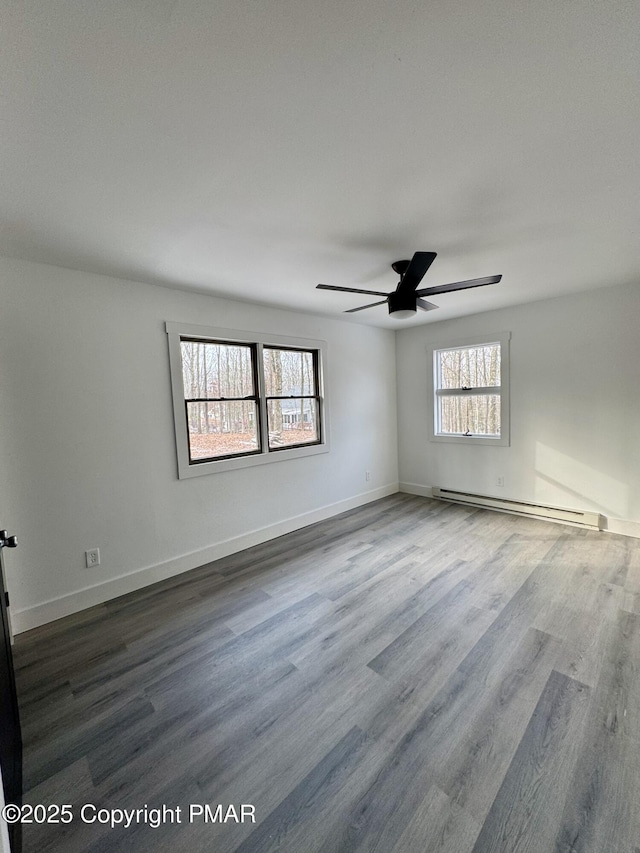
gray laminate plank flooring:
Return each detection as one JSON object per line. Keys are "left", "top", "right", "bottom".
{"left": 13, "top": 494, "right": 640, "bottom": 852}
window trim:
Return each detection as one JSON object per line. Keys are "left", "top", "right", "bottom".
{"left": 427, "top": 332, "right": 511, "bottom": 446}
{"left": 166, "top": 322, "right": 329, "bottom": 478}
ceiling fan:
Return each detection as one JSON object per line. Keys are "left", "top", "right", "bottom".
{"left": 317, "top": 252, "right": 501, "bottom": 319}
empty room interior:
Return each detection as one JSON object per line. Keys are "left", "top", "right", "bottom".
{"left": 1, "top": 2, "right": 639, "bottom": 852}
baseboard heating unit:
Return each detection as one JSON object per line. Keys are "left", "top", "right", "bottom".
{"left": 432, "top": 488, "right": 603, "bottom": 531}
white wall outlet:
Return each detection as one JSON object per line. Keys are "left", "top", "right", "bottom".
{"left": 496, "top": 476, "right": 505, "bottom": 487}
{"left": 365, "top": 471, "right": 371, "bottom": 482}
{"left": 85, "top": 548, "right": 100, "bottom": 568}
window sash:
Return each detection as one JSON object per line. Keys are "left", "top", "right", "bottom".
{"left": 185, "top": 400, "right": 262, "bottom": 463}
{"left": 435, "top": 342, "right": 502, "bottom": 391}
{"left": 266, "top": 398, "right": 321, "bottom": 451}
{"left": 435, "top": 393, "right": 501, "bottom": 437}
{"left": 180, "top": 337, "right": 259, "bottom": 400}
{"left": 262, "top": 345, "right": 320, "bottom": 397}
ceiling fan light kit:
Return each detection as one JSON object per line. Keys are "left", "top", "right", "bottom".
{"left": 387, "top": 290, "right": 417, "bottom": 318}
{"left": 317, "top": 252, "right": 502, "bottom": 319}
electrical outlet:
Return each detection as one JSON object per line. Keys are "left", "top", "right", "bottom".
{"left": 496, "top": 476, "right": 505, "bottom": 487}
{"left": 85, "top": 548, "right": 100, "bottom": 568}
{"left": 365, "top": 471, "right": 371, "bottom": 482}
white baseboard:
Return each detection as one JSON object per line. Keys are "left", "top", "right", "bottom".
{"left": 603, "top": 517, "right": 640, "bottom": 539}
{"left": 398, "top": 482, "right": 434, "bottom": 498}
{"left": 12, "top": 484, "right": 399, "bottom": 634}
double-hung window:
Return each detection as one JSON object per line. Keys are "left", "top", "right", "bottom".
{"left": 428, "top": 332, "right": 510, "bottom": 445}
{"left": 166, "top": 323, "right": 328, "bottom": 478}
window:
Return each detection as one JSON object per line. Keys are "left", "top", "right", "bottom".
{"left": 166, "top": 323, "right": 328, "bottom": 477}
{"left": 428, "top": 332, "right": 510, "bottom": 445}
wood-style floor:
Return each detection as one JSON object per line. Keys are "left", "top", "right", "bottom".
{"left": 13, "top": 494, "right": 640, "bottom": 852}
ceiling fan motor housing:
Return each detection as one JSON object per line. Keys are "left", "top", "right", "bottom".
{"left": 388, "top": 290, "right": 417, "bottom": 316}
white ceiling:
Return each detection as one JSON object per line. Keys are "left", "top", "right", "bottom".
{"left": 1, "top": 0, "right": 638, "bottom": 327}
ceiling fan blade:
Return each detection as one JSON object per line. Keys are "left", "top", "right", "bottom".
{"left": 397, "top": 251, "right": 438, "bottom": 293}
{"left": 416, "top": 298, "right": 439, "bottom": 311}
{"left": 416, "top": 274, "right": 501, "bottom": 297}
{"left": 317, "top": 284, "right": 389, "bottom": 297}
{"left": 344, "top": 299, "right": 389, "bottom": 313}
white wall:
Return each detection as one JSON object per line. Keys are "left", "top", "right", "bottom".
{"left": 0, "top": 256, "right": 399, "bottom": 631}
{"left": 396, "top": 281, "right": 640, "bottom": 536}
